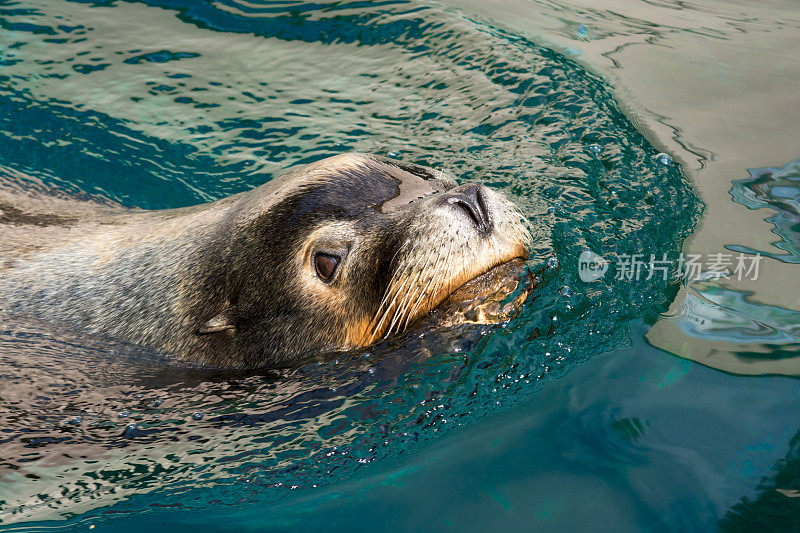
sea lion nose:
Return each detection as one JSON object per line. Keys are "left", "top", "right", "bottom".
{"left": 448, "top": 184, "right": 491, "bottom": 233}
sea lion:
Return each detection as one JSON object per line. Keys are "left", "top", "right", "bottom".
{"left": 0, "top": 153, "right": 530, "bottom": 368}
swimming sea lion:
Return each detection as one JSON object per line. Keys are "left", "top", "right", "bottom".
{"left": 0, "top": 153, "right": 530, "bottom": 368}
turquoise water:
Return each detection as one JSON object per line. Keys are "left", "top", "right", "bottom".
{"left": 0, "top": 0, "right": 797, "bottom": 531}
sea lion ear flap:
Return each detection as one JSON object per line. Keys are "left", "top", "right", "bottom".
{"left": 198, "top": 307, "right": 237, "bottom": 335}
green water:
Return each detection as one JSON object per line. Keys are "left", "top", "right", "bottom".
{"left": 0, "top": 0, "right": 797, "bottom": 531}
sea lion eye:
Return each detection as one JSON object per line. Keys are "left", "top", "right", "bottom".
{"left": 314, "top": 253, "right": 340, "bottom": 282}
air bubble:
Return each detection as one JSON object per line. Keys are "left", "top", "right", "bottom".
{"left": 450, "top": 339, "right": 470, "bottom": 352}
{"left": 655, "top": 152, "right": 673, "bottom": 166}
{"left": 588, "top": 144, "right": 602, "bottom": 154}
{"left": 192, "top": 412, "right": 204, "bottom": 420}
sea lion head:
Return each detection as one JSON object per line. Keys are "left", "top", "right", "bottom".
{"left": 194, "top": 153, "right": 530, "bottom": 368}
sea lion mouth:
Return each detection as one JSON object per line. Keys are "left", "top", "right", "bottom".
{"left": 429, "top": 257, "right": 532, "bottom": 328}
{"left": 362, "top": 255, "right": 531, "bottom": 346}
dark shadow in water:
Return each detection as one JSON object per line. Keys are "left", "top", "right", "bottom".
{"left": 721, "top": 427, "right": 800, "bottom": 531}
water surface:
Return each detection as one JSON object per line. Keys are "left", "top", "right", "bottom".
{"left": 0, "top": 0, "right": 797, "bottom": 531}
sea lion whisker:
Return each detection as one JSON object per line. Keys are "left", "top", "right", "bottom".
{"left": 368, "top": 243, "right": 415, "bottom": 326}
{"left": 406, "top": 241, "right": 449, "bottom": 325}
{"left": 387, "top": 286, "right": 421, "bottom": 336}
{"left": 386, "top": 239, "right": 441, "bottom": 335}
{"left": 367, "top": 240, "right": 424, "bottom": 341}
{"left": 402, "top": 239, "right": 451, "bottom": 332}
{"left": 392, "top": 265, "right": 432, "bottom": 334}
{"left": 444, "top": 238, "right": 458, "bottom": 298}
{"left": 369, "top": 270, "right": 416, "bottom": 341}
{"left": 369, "top": 281, "right": 405, "bottom": 342}
{"left": 385, "top": 248, "right": 433, "bottom": 336}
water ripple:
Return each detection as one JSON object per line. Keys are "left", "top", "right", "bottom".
{"left": 0, "top": 0, "right": 699, "bottom": 525}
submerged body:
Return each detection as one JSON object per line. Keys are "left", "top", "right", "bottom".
{"left": 0, "top": 154, "right": 530, "bottom": 368}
